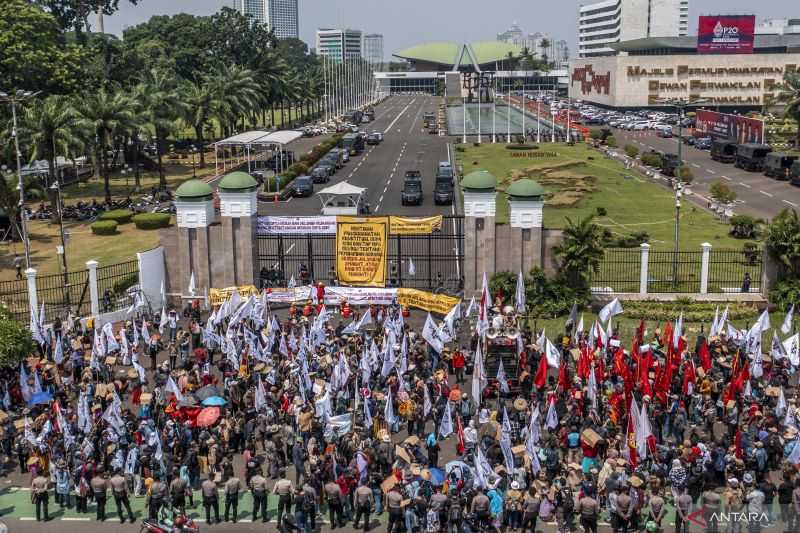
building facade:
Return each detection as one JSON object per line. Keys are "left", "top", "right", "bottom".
{"left": 757, "top": 18, "right": 800, "bottom": 36}
{"left": 569, "top": 36, "right": 800, "bottom": 110}
{"left": 578, "top": 0, "right": 689, "bottom": 58}
{"left": 237, "top": 0, "right": 298, "bottom": 39}
{"left": 316, "top": 28, "right": 363, "bottom": 62}
{"left": 363, "top": 33, "right": 384, "bottom": 65}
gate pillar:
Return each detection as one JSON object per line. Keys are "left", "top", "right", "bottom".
{"left": 507, "top": 179, "right": 545, "bottom": 275}
{"left": 175, "top": 179, "right": 217, "bottom": 305}
{"left": 462, "top": 171, "right": 497, "bottom": 294}
{"left": 218, "top": 171, "right": 259, "bottom": 287}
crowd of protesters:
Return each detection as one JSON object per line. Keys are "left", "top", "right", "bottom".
{"left": 2, "top": 285, "right": 800, "bottom": 533}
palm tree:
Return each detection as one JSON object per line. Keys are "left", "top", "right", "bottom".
{"left": 73, "top": 88, "right": 136, "bottom": 203}
{"left": 0, "top": 171, "right": 46, "bottom": 243}
{"left": 18, "top": 95, "right": 82, "bottom": 191}
{"left": 183, "top": 79, "right": 216, "bottom": 168}
{"left": 553, "top": 215, "right": 605, "bottom": 290}
{"left": 208, "top": 63, "right": 261, "bottom": 135}
{"left": 539, "top": 38, "right": 551, "bottom": 66}
{"left": 137, "top": 68, "right": 187, "bottom": 191}
{"left": 254, "top": 52, "right": 289, "bottom": 127}
{"left": 777, "top": 72, "right": 800, "bottom": 148}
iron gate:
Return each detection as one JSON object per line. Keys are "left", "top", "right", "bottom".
{"left": 256, "top": 215, "right": 464, "bottom": 293}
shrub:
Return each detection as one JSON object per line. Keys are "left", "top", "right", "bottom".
{"left": 729, "top": 215, "right": 760, "bottom": 239}
{"left": 743, "top": 242, "right": 761, "bottom": 265}
{"left": 709, "top": 181, "right": 737, "bottom": 204}
{"left": 641, "top": 153, "right": 663, "bottom": 168}
{"left": 132, "top": 213, "right": 171, "bottom": 230}
{"left": 771, "top": 279, "right": 800, "bottom": 310}
{"left": 676, "top": 166, "right": 694, "bottom": 184}
{"left": 596, "top": 207, "right": 607, "bottom": 217}
{"left": 624, "top": 144, "right": 639, "bottom": 158}
{"left": 112, "top": 273, "right": 138, "bottom": 294}
{"left": 605, "top": 136, "right": 617, "bottom": 148}
{"left": 99, "top": 209, "right": 134, "bottom": 224}
{"left": 589, "top": 129, "right": 603, "bottom": 140}
{"left": 91, "top": 220, "right": 118, "bottom": 235}
{"left": 505, "top": 144, "right": 536, "bottom": 150}
{"left": 623, "top": 300, "right": 759, "bottom": 323}
{"left": 455, "top": 146, "right": 465, "bottom": 152}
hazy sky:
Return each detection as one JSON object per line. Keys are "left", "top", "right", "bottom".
{"left": 104, "top": 0, "right": 793, "bottom": 59}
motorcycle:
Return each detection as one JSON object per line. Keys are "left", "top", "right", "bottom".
{"left": 140, "top": 507, "right": 199, "bottom": 533}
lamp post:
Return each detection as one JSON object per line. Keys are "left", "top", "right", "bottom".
{"left": 672, "top": 182, "right": 683, "bottom": 289}
{"left": 190, "top": 145, "right": 198, "bottom": 179}
{"left": 121, "top": 163, "right": 131, "bottom": 188}
{"left": 0, "top": 89, "right": 40, "bottom": 268}
{"left": 50, "top": 180, "right": 70, "bottom": 305}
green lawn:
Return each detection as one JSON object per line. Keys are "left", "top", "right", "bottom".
{"left": 455, "top": 143, "right": 744, "bottom": 250}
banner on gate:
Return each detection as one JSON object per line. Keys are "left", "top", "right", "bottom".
{"left": 323, "top": 287, "right": 397, "bottom": 306}
{"left": 266, "top": 286, "right": 314, "bottom": 304}
{"left": 397, "top": 288, "right": 460, "bottom": 315}
{"left": 256, "top": 216, "right": 337, "bottom": 235}
{"left": 208, "top": 285, "right": 259, "bottom": 306}
{"left": 389, "top": 215, "right": 443, "bottom": 235}
{"left": 335, "top": 216, "right": 389, "bottom": 287}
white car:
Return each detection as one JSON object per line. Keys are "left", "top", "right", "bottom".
{"left": 632, "top": 122, "right": 650, "bottom": 131}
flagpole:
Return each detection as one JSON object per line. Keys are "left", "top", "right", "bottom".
{"left": 462, "top": 97, "right": 467, "bottom": 144}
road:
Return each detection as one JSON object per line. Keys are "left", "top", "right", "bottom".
{"left": 614, "top": 128, "right": 800, "bottom": 220}
{"left": 256, "top": 95, "right": 457, "bottom": 218}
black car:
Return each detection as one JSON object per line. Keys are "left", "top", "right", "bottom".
{"left": 292, "top": 176, "right": 314, "bottom": 197}
{"left": 401, "top": 179, "right": 423, "bottom": 206}
{"left": 695, "top": 137, "right": 712, "bottom": 150}
{"left": 433, "top": 178, "right": 454, "bottom": 205}
{"left": 310, "top": 165, "right": 332, "bottom": 183}
{"left": 366, "top": 133, "right": 381, "bottom": 145}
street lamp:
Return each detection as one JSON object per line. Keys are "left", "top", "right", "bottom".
{"left": 121, "top": 163, "right": 131, "bottom": 188}
{"left": 50, "top": 180, "right": 70, "bottom": 304}
{"left": 190, "top": 145, "right": 198, "bottom": 179}
{"left": 656, "top": 96, "right": 709, "bottom": 185}
{"left": 0, "top": 89, "right": 41, "bottom": 268}
{"left": 672, "top": 182, "right": 683, "bottom": 289}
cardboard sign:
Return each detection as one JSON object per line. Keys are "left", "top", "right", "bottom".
{"left": 581, "top": 428, "right": 602, "bottom": 448}
{"left": 104, "top": 356, "right": 116, "bottom": 366}
{"left": 394, "top": 445, "right": 412, "bottom": 464}
{"left": 336, "top": 216, "right": 388, "bottom": 287}
{"left": 380, "top": 475, "right": 397, "bottom": 493}
{"left": 766, "top": 387, "right": 780, "bottom": 398}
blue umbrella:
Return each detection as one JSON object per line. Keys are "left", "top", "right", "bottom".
{"left": 201, "top": 396, "right": 227, "bottom": 407}
{"left": 428, "top": 467, "right": 446, "bottom": 486}
{"left": 28, "top": 391, "right": 53, "bottom": 406}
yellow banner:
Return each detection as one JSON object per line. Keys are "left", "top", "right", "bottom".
{"left": 397, "top": 288, "right": 460, "bottom": 315}
{"left": 336, "top": 216, "right": 389, "bottom": 287}
{"left": 389, "top": 215, "right": 443, "bottom": 235}
{"left": 208, "top": 285, "right": 259, "bottom": 306}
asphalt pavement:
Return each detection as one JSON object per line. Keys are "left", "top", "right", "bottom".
{"left": 614, "top": 128, "right": 800, "bottom": 220}
{"left": 256, "top": 95, "right": 457, "bottom": 218}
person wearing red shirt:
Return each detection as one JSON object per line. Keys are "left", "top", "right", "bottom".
{"left": 452, "top": 350, "right": 466, "bottom": 384}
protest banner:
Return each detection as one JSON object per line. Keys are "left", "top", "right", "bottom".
{"left": 389, "top": 215, "right": 443, "bottom": 235}
{"left": 208, "top": 285, "right": 259, "bottom": 306}
{"left": 335, "top": 216, "right": 388, "bottom": 287}
{"left": 256, "top": 216, "right": 336, "bottom": 235}
{"left": 397, "top": 288, "right": 460, "bottom": 315}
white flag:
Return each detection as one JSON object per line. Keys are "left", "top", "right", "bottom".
{"left": 255, "top": 376, "right": 267, "bottom": 411}
{"left": 587, "top": 366, "right": 598, "bottom": 410}
{"left": 408, "top": 258, "right": 416, "bottom": 277}
{"left": 783, "top": 333, "right": 800, "bottom": 367}
{"left": 423, "top": 385, "right": 432, "bottom": 418}
{"left": 439, "top": 401, "right": 453, "bottom": 438}
{"left": 783, "top": 305, "right": 795, "bottom": 335}
{"left": 384, "top": 389, "right": 397, "bottom": 426}
{"left": 363, "top": 396, "right": 372, "bottom": 427}
{"left": 166, "top": 376, "right": 184, "bottom": 402}
{"left": 545, "top": 399, "right": 559, "bottom": 429}
{"left": 574, "top": 314, "right": 585, "bottom": 344}
{"left": 472, "top": 342, "right": 486, "bottom": 410}
{"left": 465, "top": 296, "right": 476, "bottom": 318}
{"left": 288, "top": 275, "right": 296, "bottom": 289}
{"left": 103, "top": 322, "right": 120, "bottom": 353}
{"left": 477, "top": 272, "right": 490, "bottom": 335}
{"left": 598, "top": 297, "right": 623, "bottom": 323}
{"left": 710, "top": 306, "right": 720, "bottom": 338}
{"left": 716, "top": 305, "right": 730, "bottom": 336}
{"left": 53, "top": 334, "right": 64, "bottom": 364}
{"left": 777, "top": 388, "right": 787, "bottom": 418}
{"left": 422, "top": 313, "right": 444, "bottom": 353}
{"left": 545, "top": 337, "right": 561, "bottom": 369}
{"left": 158, "top": 307, "right": 168, "bottom": 335}
{"left": 673, "top": 313, "right": 683, "bottom": 350}
{"left": 515, "top": 271, "right": 526, "bottom": 314}
{"left": 141, "top": 322, "right": 151, "bottom": 347}
{"left": 496, "top": 359, "right": 509, "bottom": 394}
{"left": 789, "top": 438, "right": 800, "bottom": 466}
{"left": 188, "top": 271, "right": 196, "bottom": 295}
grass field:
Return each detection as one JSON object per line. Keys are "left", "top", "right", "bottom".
{"left": 454, "top": 143, "right": 744, "bottom": 250}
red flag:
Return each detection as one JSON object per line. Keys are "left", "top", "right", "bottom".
{"left": 682, "top": 361, "right": 697, "bottom": 395}
{"left": 558, "top": 361, "right": 571, "bottom": 393}
{"left": 626, "top": 410, "right": 638, "bottom": 467}
{"left": 698, "top": 341, "right": 712, "bottom": 372}
{"left": 639, "top": 349, "right": 653, "bottom": 397}
{"left": 534, "top": 355, "right": 548, "bottom": 388}
{"left": 456, "top": 415, "right": 465, "bottom": 455}
{"left": 577, "top": 346, "right": 591, "bottom": 380}
{"left": 734, "top": 429, "right": 743, "bottom": 459}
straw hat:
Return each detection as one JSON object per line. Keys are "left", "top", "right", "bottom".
{"left": 514, "top": 398, "right": 528, "bottom": 412}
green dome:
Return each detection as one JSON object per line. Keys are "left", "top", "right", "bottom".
{"left": 461, "top": 170, "right": 497, "bottom": 191}
{"left": 218, "top": 171, "right": 258, "bottom": 192}
{"left": 506, "top": 178, "right": 544, "bottom": 199}
{"left": 175, "top": 179, "right": 213, "bottom": 200}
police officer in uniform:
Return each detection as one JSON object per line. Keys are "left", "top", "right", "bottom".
{"left": 272, "top": 468, "right": 293, "bottom": 527}
{"left": 31, "top": 470, "right": 50, "bottom": 522}
{"left": 249, "top": 468, "right": 269, "bottom": 522}
{"left": 90, "top": 467, "right": 109, "bottom": 521}
{"left": 201, "top": 477, "right": 219, "bottom": 524}
{"left": 224, "top": 476, "right": 241, "bottom": 522}
{"left": 148, "top": 474, "right": 168, "bottom": 520}
{"left": 324, "top": 478, "right": 345, "bottom": 529}
{"left": 170, "top": 467, "right": 189, "bottom": 515}
{"left": 110, "top": 469, "right": 136, "bottom": 523}
{"left": 353, "top": 482, "right": 375, "bottom": 532}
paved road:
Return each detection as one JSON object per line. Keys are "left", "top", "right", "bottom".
{"left": 614, "top": 128, "right": 800, "bottom": 220}
{"left": 257, "top": 95, "right": 457, "bottom": 218}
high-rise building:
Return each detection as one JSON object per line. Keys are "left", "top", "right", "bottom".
{"left": 237, "top": 0, "right": 299, "bottom": 39}
{"left": 363, "top": 34, "right": 385, "bottom": 65}
{"left": 497, "top": 24, "right": 558, "bottom": 63}
{"left": 757, "top": 18, "right": 800, "bottom": 35}
{"left": 316, "top": 28, "right": 363, "bottom": 62}
{"left": 553, "top": 39, "right": 569, "bottom": 65}
{"left": 578, "top": 0, "right": 689, "bottom": 58}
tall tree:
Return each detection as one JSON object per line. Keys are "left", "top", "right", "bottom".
{"left": 553, "top": 215, "right": 605, "bottom": 291}
{"left": 31, "top": 0, "right": 140, "bottom": 37}
{"left": 777, "top": 72, "right": 800, "bottom": 148}
{"left": 73, "top": 87, "right": 134, "bottom": 202}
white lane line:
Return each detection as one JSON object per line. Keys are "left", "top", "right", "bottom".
{"left": 20, "top": 517, "right": 36, "bottom": 521}
{"left": 379, "top": 195, "right": 384, "bottom": 203}
{"left": 784, "top": 200, "right": 798, "bottom": 208}
{"left": 383, "top": 186, "right": 388, "bottom": 193}
{"left": 706, "top": 169, "right": 716, "bottom": 174}
{"left": 691, "top": 163, "right": 701, "bottom": 168}
{"left": 62, "top": 517, "right": 91, "bottom": 521}
{"left": 721, "top": 175, "right": 732, "bottom": 181}
{"left": 739, "top": 182, "right": 752, "bottom": 189}
{"left": 384, "top": 99, "right": 415, "bottom": 134}
{"left": 760, "top": 190, "right": 773, "bottom": 198}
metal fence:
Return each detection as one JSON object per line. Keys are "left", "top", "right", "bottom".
{"left": 0, "top": 258, "right": 140, "bottom": 323}
{"left": 256, "top": 216, "right": 465, "bottom": 294}
{"left": 591, "top": 247, "right": 763, "bottom": 294}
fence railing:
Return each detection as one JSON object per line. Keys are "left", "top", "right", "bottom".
{"left": 591, "top": 244, "right": 762, "bottom": 295}
{"left": 0, "top": 258, "right": 141, "bottom": 323}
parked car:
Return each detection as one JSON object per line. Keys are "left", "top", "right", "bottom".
{"left": 311, "top": 165, "right": 332, "bottom": 183}
{"left": 763, "top": 153, "right": 798, "bottom": 180}
{"left": 695, "top": 137, "right": 712, "bottom": 150}
{"left": 791, "top": 160, "right": 800, "bottom": 187}
{"left": 401, "top": 177, "right": 423, "bottom": 206}
{"left": 292, "top": 176, "right": 314, "bottom": 197}
{"left": 433, "top": 177, "right": 454, "bottom": 205}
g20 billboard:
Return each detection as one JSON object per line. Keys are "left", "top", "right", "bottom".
{"left": 697, "top": 15, "right": 756, "bottom": 54}
{"left": 695, "top": 110, "right": 764, "bottom": 144}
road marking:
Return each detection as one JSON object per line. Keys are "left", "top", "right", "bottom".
{"left": 379, "top": 195, "right": 384, "bottom": 203}
{"left": 721, "top": 175, "right": 732, "bottom": 181}
{"left": 62, "top": 517, "right": 91, "bottom": 521}
{"left": 784, "top": 200, "right": 798, "bottom": 208}
{"left": 739, "top": 182, "right": 751, "bottom": 189}
{"left": 706, "top": 169, "right": 716, "bottom": 174}
{"left": 383, "top": 186, "right": 388, "bottom": 193}
{"left": 760, "top": 190, "right": 773, "bottom": 198}
{"left": 691, "top": 163, "right": 701, "bottom": 168}
{"left": 20, "top": 517, "right": 36, "bottom": 521}
{"left": 383, "top": 99, "right": 415, "bottom": 134}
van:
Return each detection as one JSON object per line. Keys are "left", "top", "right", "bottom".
{"left": 763, "top": 153, "right": 798, "bottom": 180}
{"left": 734, "top": 143, "right": 772, "bottom": 172}
{"left": 710, "top": 139, "right": 738, "bottom": 164}
{"left": 791, "top": 161, "right": 800, "bottom": 187}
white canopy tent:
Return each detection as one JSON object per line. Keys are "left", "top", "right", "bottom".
{"left": 318, "top": 181, "right": 367, "bottom": 215}
{"left": 214, "top": 130, "right": 304, "bottom": 176}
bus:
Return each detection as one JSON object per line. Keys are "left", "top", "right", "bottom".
{"left": 339, "top": 133, "right": 365, "bottom": 156}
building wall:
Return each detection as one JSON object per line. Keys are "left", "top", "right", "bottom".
{"left": 364, "top": 34, "right": 384, "bottom": 64}
{"left": 316, "top": 29, "right": 363, "bottom": 62}
{"left": 268, "top": 0, "right": 299, "bottom": 39}
{"left": 569, "top": 53, "right": 800, "bottom": 108}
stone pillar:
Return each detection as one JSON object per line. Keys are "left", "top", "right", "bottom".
{"left": 25, "top": 268, "right": 38, "bottom": 320}
{"left": 218, "top": 172, "right": 259, "bottom": 287}
{"left": 174, "top": 180, "right": 216, "bottom": 303}
{"left": 86, "top": 260, "right": 99, "bottom": 316}
{"left": 464, "top": 191, "right": 496, "bottom": 290}
{"left": 700, "top": 242, "right": 712, "bottom": 294}
{"left": 508, "top": 197, "right": 544, "bottom": 273}
{"left": 639, "top": 243, "right": 650, "bottom": 295}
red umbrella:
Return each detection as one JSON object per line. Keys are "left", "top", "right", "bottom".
{"left": 196, "top": 406, "right": 220, "bottom": 428}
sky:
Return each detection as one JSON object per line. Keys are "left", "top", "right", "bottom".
{"left": 104, "top": 0, "right": 794, "bottom": 60}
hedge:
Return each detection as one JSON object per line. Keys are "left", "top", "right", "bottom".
{"left": 91, "top": 220, "right": 118, "bottom": 235}
{"left": 505, "top": 144, "right": 537, "bottom": 150}
{"left": 269, "top": 134, "right": 343, "bottom": 193}
{"left": 620, "top": 299, "right": 759, "bottom": 323}
{"left": 99, "top": 209, "right": 134, "bottom": 224}
{"left": 132, "top": 212, "right": 172, "bottom": 230}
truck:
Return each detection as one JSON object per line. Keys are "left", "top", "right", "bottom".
{"left": 764, "top": 153, "right": 798, "bottom": 180}
{"left": 401, "top": 171, "right": 423, "bottom": 205}
{"left": 734, "top": 143, "right": 772, "bottom": 172}
{"left": 660, "top": 153, "right": 683, "bottom": 177}
{"left": 342, "top": 110, "right": 363, "bottom": 125}
{"left": 710, "top": 139, "right": 738, "bottom": 164}
{"left": 339, "top": 133, "right": 365, "bottom": 156}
